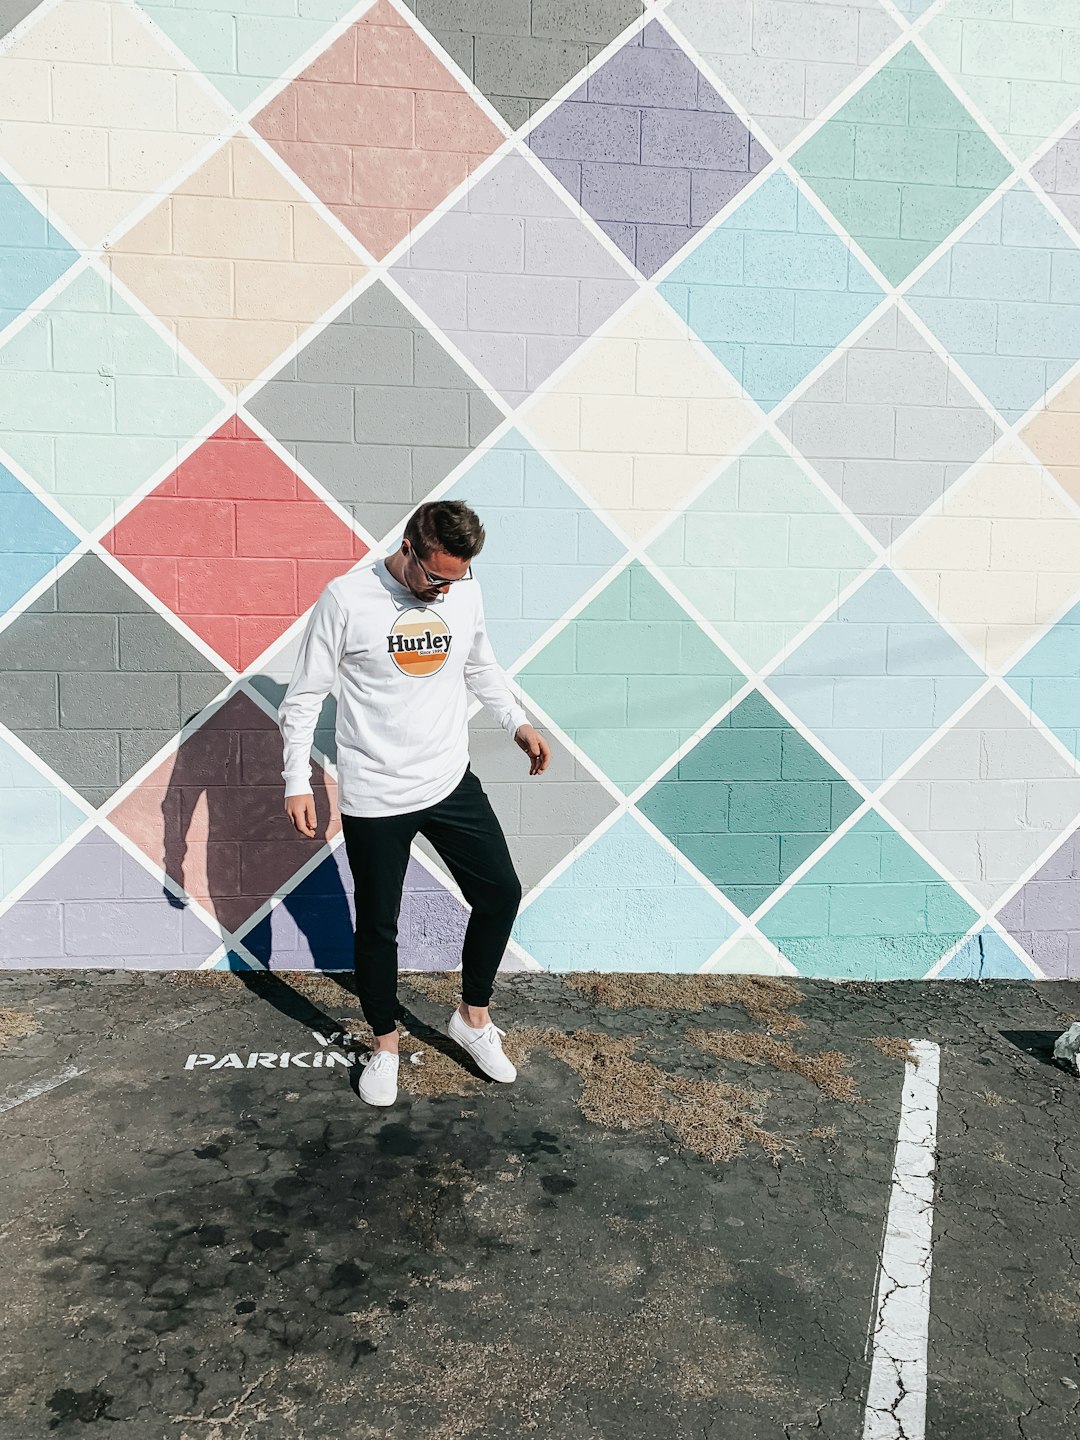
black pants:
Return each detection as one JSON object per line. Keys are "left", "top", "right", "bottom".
{"left": 339, "top": 764, "right": 523, "bottom": 1037}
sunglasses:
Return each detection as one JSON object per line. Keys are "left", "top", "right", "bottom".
{"left": 406, "top": 544, "right": 473, "bottom": 587}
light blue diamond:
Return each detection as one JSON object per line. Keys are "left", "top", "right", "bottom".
{"left": 767, "top": 567, "right": 986, "bottom": 788}
{"left": 0, "top": 175, "right": 78, "bottom": 332}
{"left": 511, "top": 812, "right": 737, "bottom": 972}
{"left": 658, "top": 171, "right": 884, "bottom": 410}
{"left": 1004, "top": 597, "right": 1080, "bottom": 765}
{"left": 433, "top": 429, "right": 626, "bottom": 664}
{"left": 937, "top": 929, "right": 1035, "bottom": 979}
{"left": 0, "top": 462, "right": 80, "bottom": 613}
{"left": 907, "top": 183, "right": 1080, "bottom": 423}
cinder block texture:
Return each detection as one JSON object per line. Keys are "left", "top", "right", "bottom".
{"left": 528, "top": 20, "right": 770, "bottom": 276}
{"left": 102, "top": 416, "right": 370, "bottom": 671}
{"left": 244, "top": 280, "right": 504, "bottom": 540}
{"left": 0, "top": 555, "right": 228, "bottom": 808}
{"left": 252, "top": 0, "right": 506, "bottom": 259}
{"left": 402, "top": 0, "right": 643, "bottom": 129}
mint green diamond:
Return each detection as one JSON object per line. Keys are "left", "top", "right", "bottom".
{"left": 790, "top": 45, "right": 1013, "bottom": 286}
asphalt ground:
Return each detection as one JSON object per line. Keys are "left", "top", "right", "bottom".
{"left": 0, "top": 970, "right": 1077, "bottom": 1440}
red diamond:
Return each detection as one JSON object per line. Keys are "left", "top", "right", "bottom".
{"left": 103, "top": 417, "right": 369, "bottom": 671}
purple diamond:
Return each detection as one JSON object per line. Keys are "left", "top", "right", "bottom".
{"left": 527, "top": 20, "right": 770, "bottom": 278}
{"left": 0, "top": 828, "right": 221, "bottom": 969}
{"left": 997, "top": 828, "right": 1080, "bottom": 979}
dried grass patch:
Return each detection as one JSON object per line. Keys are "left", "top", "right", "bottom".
{"left": 687, "top": 1029, "right": 858, "bottom": 1101}
{"left": 0, "top": 1008, "right": 38, "bottom": 1048}
{"left": 168, "top": 970, "right": 243, "bottom": 990}
{"left": 865, "top": 1036, "right": 918, "bottom": 1067}
{"left": 561, "top": 972, "right": 804, "bottom": 1033}
{"left": 506, "top": 1027, "right": 788, "bottom": 1164}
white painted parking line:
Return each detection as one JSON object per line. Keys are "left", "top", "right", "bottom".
{"left": 862, "top": 1040, "right": 941, "bottom": 1440}
{"left": 0, "top": 1065, "right": 85, "bottom": 1115}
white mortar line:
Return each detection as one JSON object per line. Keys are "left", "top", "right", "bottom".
{"left": 863, "top": 1040, "right": 942, "bottom": 1440}
{"left": 0, "top": 1064, "right": 85, "bottom": 1115}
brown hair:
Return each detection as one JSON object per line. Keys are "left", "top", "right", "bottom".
{"left": 403, "top": 500, "right": 485, "bottom": 562}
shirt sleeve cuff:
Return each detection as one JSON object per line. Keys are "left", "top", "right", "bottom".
{"left": 503, "top": 706, "right": 529, "bottom": 736}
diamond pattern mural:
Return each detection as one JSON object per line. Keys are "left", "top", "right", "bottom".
{"left": 4, "top": 0, "right": 1080, "bottom": 980}
{"left": 104, "top": 134, "right": 368, "bottom": 394}
{"left": 637, "top": 689, "right": 862, "bottom": 917}
{"left": 921, "top": 0, "right": 1080, "bottom": 166}
{"left": 0, "top": 172, "right": 78, "bottom": 330}
{"left": 664, "top": 0, "right": 901, "bottom": 154}
{"left": 0, "top": 554, "right": 229, "bottom": 809}
{"left": 106, "top": 689, "right": 342, "bottom": 934}
{"left": 0, "top": 0, "right": 235, "bottom": 246}
{"left": 399, "top": 0, "right": 644, "bottom": 131}
{"left": 657, "top": 171, "right": 886, "bottom": 411}
{"left": 515, "top": 560, "right": 747, "bottom": 794}
{"left": 245, "top": 278, "right": 504, "bottom": 538}
{"left": 774, "top": 304, "right": 1002, "bottom": 548}
{"left": 391, "top": 150, "right": 638, "bottom": 406}
{"left": 906, "top": 183, "right": 1080, "bottom": 426}
{"left": 0, "top": 267, "right": 227, "bottom": 534}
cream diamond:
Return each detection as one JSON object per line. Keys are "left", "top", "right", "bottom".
{"left": 0, "top": 0, "right": 234, "bottom": 246}
{"left": 892, "top": 439, "right": 1080, "bottom": 673}
{"left": 519, "top": 291, "right": 763, "bottom": 544}
{"left": 105, "top": 136, "right": 368, "bottom": 392}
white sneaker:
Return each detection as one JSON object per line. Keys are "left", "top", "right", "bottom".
{"left": 358, "top": 1049, "right": 399, "bottom": 1106}
{"left": 447, "top": 1009, "right": 517, "bottom": 1083}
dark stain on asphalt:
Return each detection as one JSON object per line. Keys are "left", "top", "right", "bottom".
{"left": 46, "top": 1387, "right": 113, "bottom": 1428}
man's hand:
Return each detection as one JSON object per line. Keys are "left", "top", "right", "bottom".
{"left": 514, "top": 724, "right": 551, "bottom": 775}
{"left": 284, "top": 794, "right": 318, "bottom": 838}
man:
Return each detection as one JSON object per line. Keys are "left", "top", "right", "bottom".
{"left": 279, "top": 500, "right": 551, "bottom": 1108}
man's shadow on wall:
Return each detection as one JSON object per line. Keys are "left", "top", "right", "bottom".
{"left": 149, "top": 679, "right": 449, "bottom": 1065}
{"left": 151, "top": 683, "right": 444, "bottom": 1061}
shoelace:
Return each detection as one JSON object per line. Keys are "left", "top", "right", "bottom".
{"left": 481, "top": 1024, "right": 506, "bottom": 1046}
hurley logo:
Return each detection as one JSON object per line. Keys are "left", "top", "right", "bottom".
{"left": 387, "top": 607, "right": 452, "bottom": 677}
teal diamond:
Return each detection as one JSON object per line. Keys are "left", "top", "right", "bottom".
{"left": 637, "top": 690, "right": 862, "bottom": 916}
{"left": 516, "top": 561, "right": 747, "bottom": 794}
{"left": 790, "top": 45, "right": 1013, "bottom": 287}
{"left": 757, "top": 810, "right": 980, "bottom": 979}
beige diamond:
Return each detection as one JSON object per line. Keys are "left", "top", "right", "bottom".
{"left": 892, "top": 438, "right": 1080, "bottom": 672}
{"left": 520, "top": 291, "right": 763, "bottom": 543}
{"left": 105, "top": 136, "right": 367, "bottom": 392}
{"left": 0, "top": 0, "right": 235, "bottom": 245}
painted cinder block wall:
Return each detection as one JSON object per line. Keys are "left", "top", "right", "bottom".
{"left": 3, "top": 0, "right": 1080, "bottom": 981}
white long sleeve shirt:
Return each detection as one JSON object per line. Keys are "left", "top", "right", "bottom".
{"left": 278, "top": 557, "right": 529, "bottom": 817}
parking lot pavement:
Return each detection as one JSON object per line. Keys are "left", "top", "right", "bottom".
{"left": 0, "top": 969, "right": 1076, "bottom": 1440}
{"left": 925, "top": 1018, "right": 1080, "bottom": 1440}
